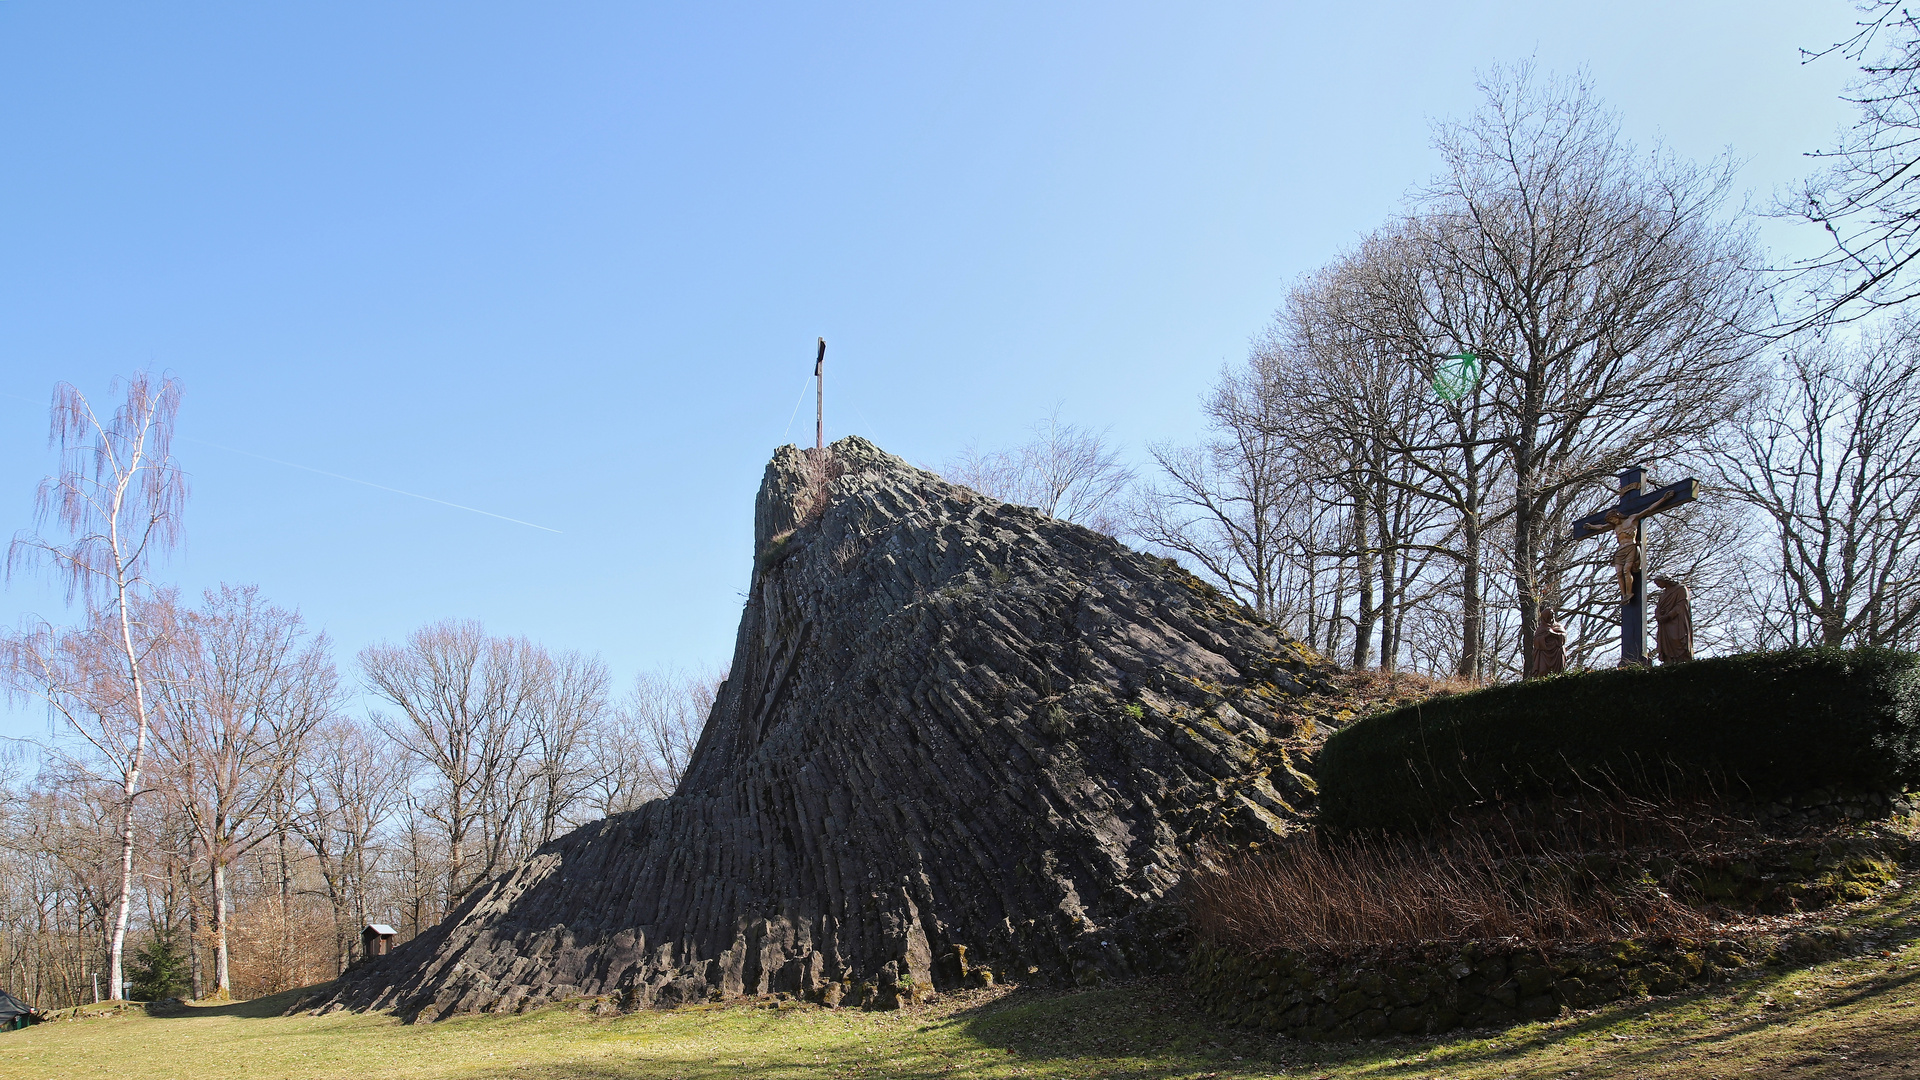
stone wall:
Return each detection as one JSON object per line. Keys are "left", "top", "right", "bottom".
{"left": 1190, "top": 930, "right": 1860, "bottom": 1041}
{"left": 1189, "top": 831, "right": 1909, "bottom": 1041}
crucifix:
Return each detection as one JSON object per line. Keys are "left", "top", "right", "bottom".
{"left": 1570, "top": 467, "right": 1698, "bottom": 667}
{"left": 814, "top": 337, "right": 826, "bottom": 453}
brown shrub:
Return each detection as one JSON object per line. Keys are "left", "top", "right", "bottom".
{"left": 1187, "top": 793, "right": 1749, "bottom": 955}
{"left": 794, "top": 447, "right": 845, "bottom": 528}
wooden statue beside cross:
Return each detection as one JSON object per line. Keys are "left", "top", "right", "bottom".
{"left": 1570, "top": 467, "right": 1699, "bottom": 667}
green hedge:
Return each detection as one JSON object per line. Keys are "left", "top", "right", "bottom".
{"left": 1316, "top": 648, "right": 1920, "bottom": 833}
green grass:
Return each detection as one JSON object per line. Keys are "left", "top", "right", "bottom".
{"left": 9, "top": 882, "right": 1920, "bottom": 1079}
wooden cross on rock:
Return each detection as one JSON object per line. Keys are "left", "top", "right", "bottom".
{"left": 1570, "top": 467, "right": 1699, "bottom": 667}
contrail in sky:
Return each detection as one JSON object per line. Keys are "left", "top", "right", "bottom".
{"left": 183, "top": 437, "right": 564, "bottom": 534}
{"left": 6, "top": 389, "right": 561, "bottom": 533}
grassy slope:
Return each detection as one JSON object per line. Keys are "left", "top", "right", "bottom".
{"left": 10, "top": 882, "right": 1920, "bottom": 1080}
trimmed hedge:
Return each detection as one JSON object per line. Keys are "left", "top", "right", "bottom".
{"left": 1316, "top": 648, "right": 1920, "bottom": 833}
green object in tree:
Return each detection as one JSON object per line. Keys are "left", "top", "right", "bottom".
{"left": 1432, "top": 351, "right": 1482, "bottom": 402}
{"left": 130, "top": 931, "right": 191, "bottom": 1002}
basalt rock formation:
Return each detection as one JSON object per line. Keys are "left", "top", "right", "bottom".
{"left": 328, "top": 437, "right": 1339, "bottom": 1020}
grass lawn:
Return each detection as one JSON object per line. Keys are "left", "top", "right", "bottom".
{"left": 7, "top": 882, "right": 1920, "bottom": 1080}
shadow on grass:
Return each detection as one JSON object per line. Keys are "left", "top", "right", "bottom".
{"left": 415, "top": 979, "right": 1410, "bottom": 1080}
{"left": 151, "top": 982, "right": 339, "bottom": 1020}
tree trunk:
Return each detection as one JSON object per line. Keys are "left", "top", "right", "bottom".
{"left": 1373, "top": 482, "right": 1397, "bottom": 673}
{"left": 1324, "top": 559, "right": 1346, "bottom": 660}
{"left": 1457, "top": 474, "right": 1485, "bottom": 682}
{"left": 186, "top": 856, "right": 203, "bottom": 1000}
{"left": 1516, "top": 519, "right": 1540, "bottom": 678}
{"left": 1302, "top": 551, "right": 1321, "bottom": 652}
{"left": 212, "top": 860, "right": 230, "bottom": 996}
{"left": 1514, "top": 391, "right": 1543, "bottom": 680}
{"left": 1458, "top": 519, "right": 1484, "bottom": 681}
{"left": 446, "top": 793, "right": 465, "bottom": 917}
{"left": 1350, "top": 501, "right": 1376, "bottom": 669}
{"left": 328, "top": 872, "right": 351, "bottom": 975}
{"left": 277, "top": 809, "right": 294, "bottom": 984}
{"left": 107, "top": 581, "right": 156, "bottom": 1003}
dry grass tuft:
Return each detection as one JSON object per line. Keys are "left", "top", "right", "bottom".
{"left": 1187, "top": 793, "right": 1766, "bottom": 954}
{"left": 794, "top": 447, "right": 845, "bottom": 528}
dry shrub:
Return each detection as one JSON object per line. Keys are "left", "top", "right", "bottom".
{"left": 225, "top": 882, "right": 338, "bottom": 997}
{"left": 832, "top": 535, "right": 865, "bottom": 573}
{"left": 794, "top": 447, "right": 845, "bottom": 528}
{"left": 1334, "top": 667, "right": 1480, "bottom": 702}
{"left": 1188, "top": 792, "right": 1748, "bottom": 955}
{"left": 1319, "top": 668, "right": 1478, "bottom": 726}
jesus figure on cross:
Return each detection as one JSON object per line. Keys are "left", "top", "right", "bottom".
{"left": 1572, "top": 467, "right": 1700, "bottom": 667}
{"left": 1602, "top": 490, "right": 1677, "bottom": 601}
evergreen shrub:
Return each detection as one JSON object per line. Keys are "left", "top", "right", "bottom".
{"left": 129, "top": 932, "right": 191, "bottom": 1002}
{"left": 1316, "top": 647, "right": 1920, "bottom": 833}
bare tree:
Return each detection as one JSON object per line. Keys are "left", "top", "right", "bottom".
{"left": 1781, "top": 2, "right": 1920, "bottom": 323}
{"left": 1143, "top": 70, "right": 1763, "bottom": 680}
{"left": 146, "top": 585, "right": 336, "bottom": 997}
{"left": 468, "top": 645, "right": 611, "bottom": 879}
{"left": 584, "top": 667, "right": 720, "bottom": 817}
{"left": 947, "top": 408, "right": 1135, "bottom": 535}
{"left": 362, "top": 621, "right": 530, "bottom": 910}
{"left": 1132, "top": 364, "right": 1302, "bottom": 622}
{"left": 1285, "top": 224, "right": 1517, "bottom": 680}
{"left": 526, "top": 649, "right": 609, "bottom": 847}
{"left": 0, "top": 755, "right": 117, "bottom": 1008}
{"left": 1407, "top": 65, "right": 1766, "bottom": 675}
{"left": 1273, "top": 288, "right": 1465, "bottom": 672}
{"left": 392, "top": 791, "right": 448, "bottom": 940}
{"left": 1713, "top": 327, "right": 1920, "bottom": 648}
{"left": 3, "top": 373, "right": 185, "bottom": 1000}
{"left": 293, "top": 717, "right": 408, "bottom": 972}
{"left": 360, "top": 622, "right": 605, "bottom": 910}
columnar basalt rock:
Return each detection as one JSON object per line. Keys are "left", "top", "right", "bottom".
{"left": 327, "top": 437, "right": 1336, "bottom": 1020}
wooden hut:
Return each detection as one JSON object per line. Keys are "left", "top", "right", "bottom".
{"left": 361, "top": 923, "right": 398, "bottom": 959}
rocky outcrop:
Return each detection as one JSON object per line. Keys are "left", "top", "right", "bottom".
{"left": 327, "top": 437, "right": 1336, "bottom": 1020}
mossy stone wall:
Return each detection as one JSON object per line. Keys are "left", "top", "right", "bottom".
{"left": 1190, "top": 929, "right": 1863, "bottom": 1041}
{"left": 1188, "top": 827, "right": 1909, "bottom": 1040}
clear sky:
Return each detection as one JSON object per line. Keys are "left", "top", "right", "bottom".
{"left": 0, "top": 2, "right": 1866, "bottom": 737}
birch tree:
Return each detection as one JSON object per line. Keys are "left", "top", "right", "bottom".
{"left": 3, "top": 373, "right": 185, "bottom": 1001}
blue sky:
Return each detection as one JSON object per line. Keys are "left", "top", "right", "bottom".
{"left": 0, "top": 2, "right": 1864, "bottom": 736}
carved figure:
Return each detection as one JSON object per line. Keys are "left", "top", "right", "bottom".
{"left": 1653, "top": 576, "right": 1693, "bottom": 664}
{"left": 1532, "top": 609, "right": 1568, "bottom": 676}
{"left": 1603, "top": 491, "right": 1676, "bottom": 601}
